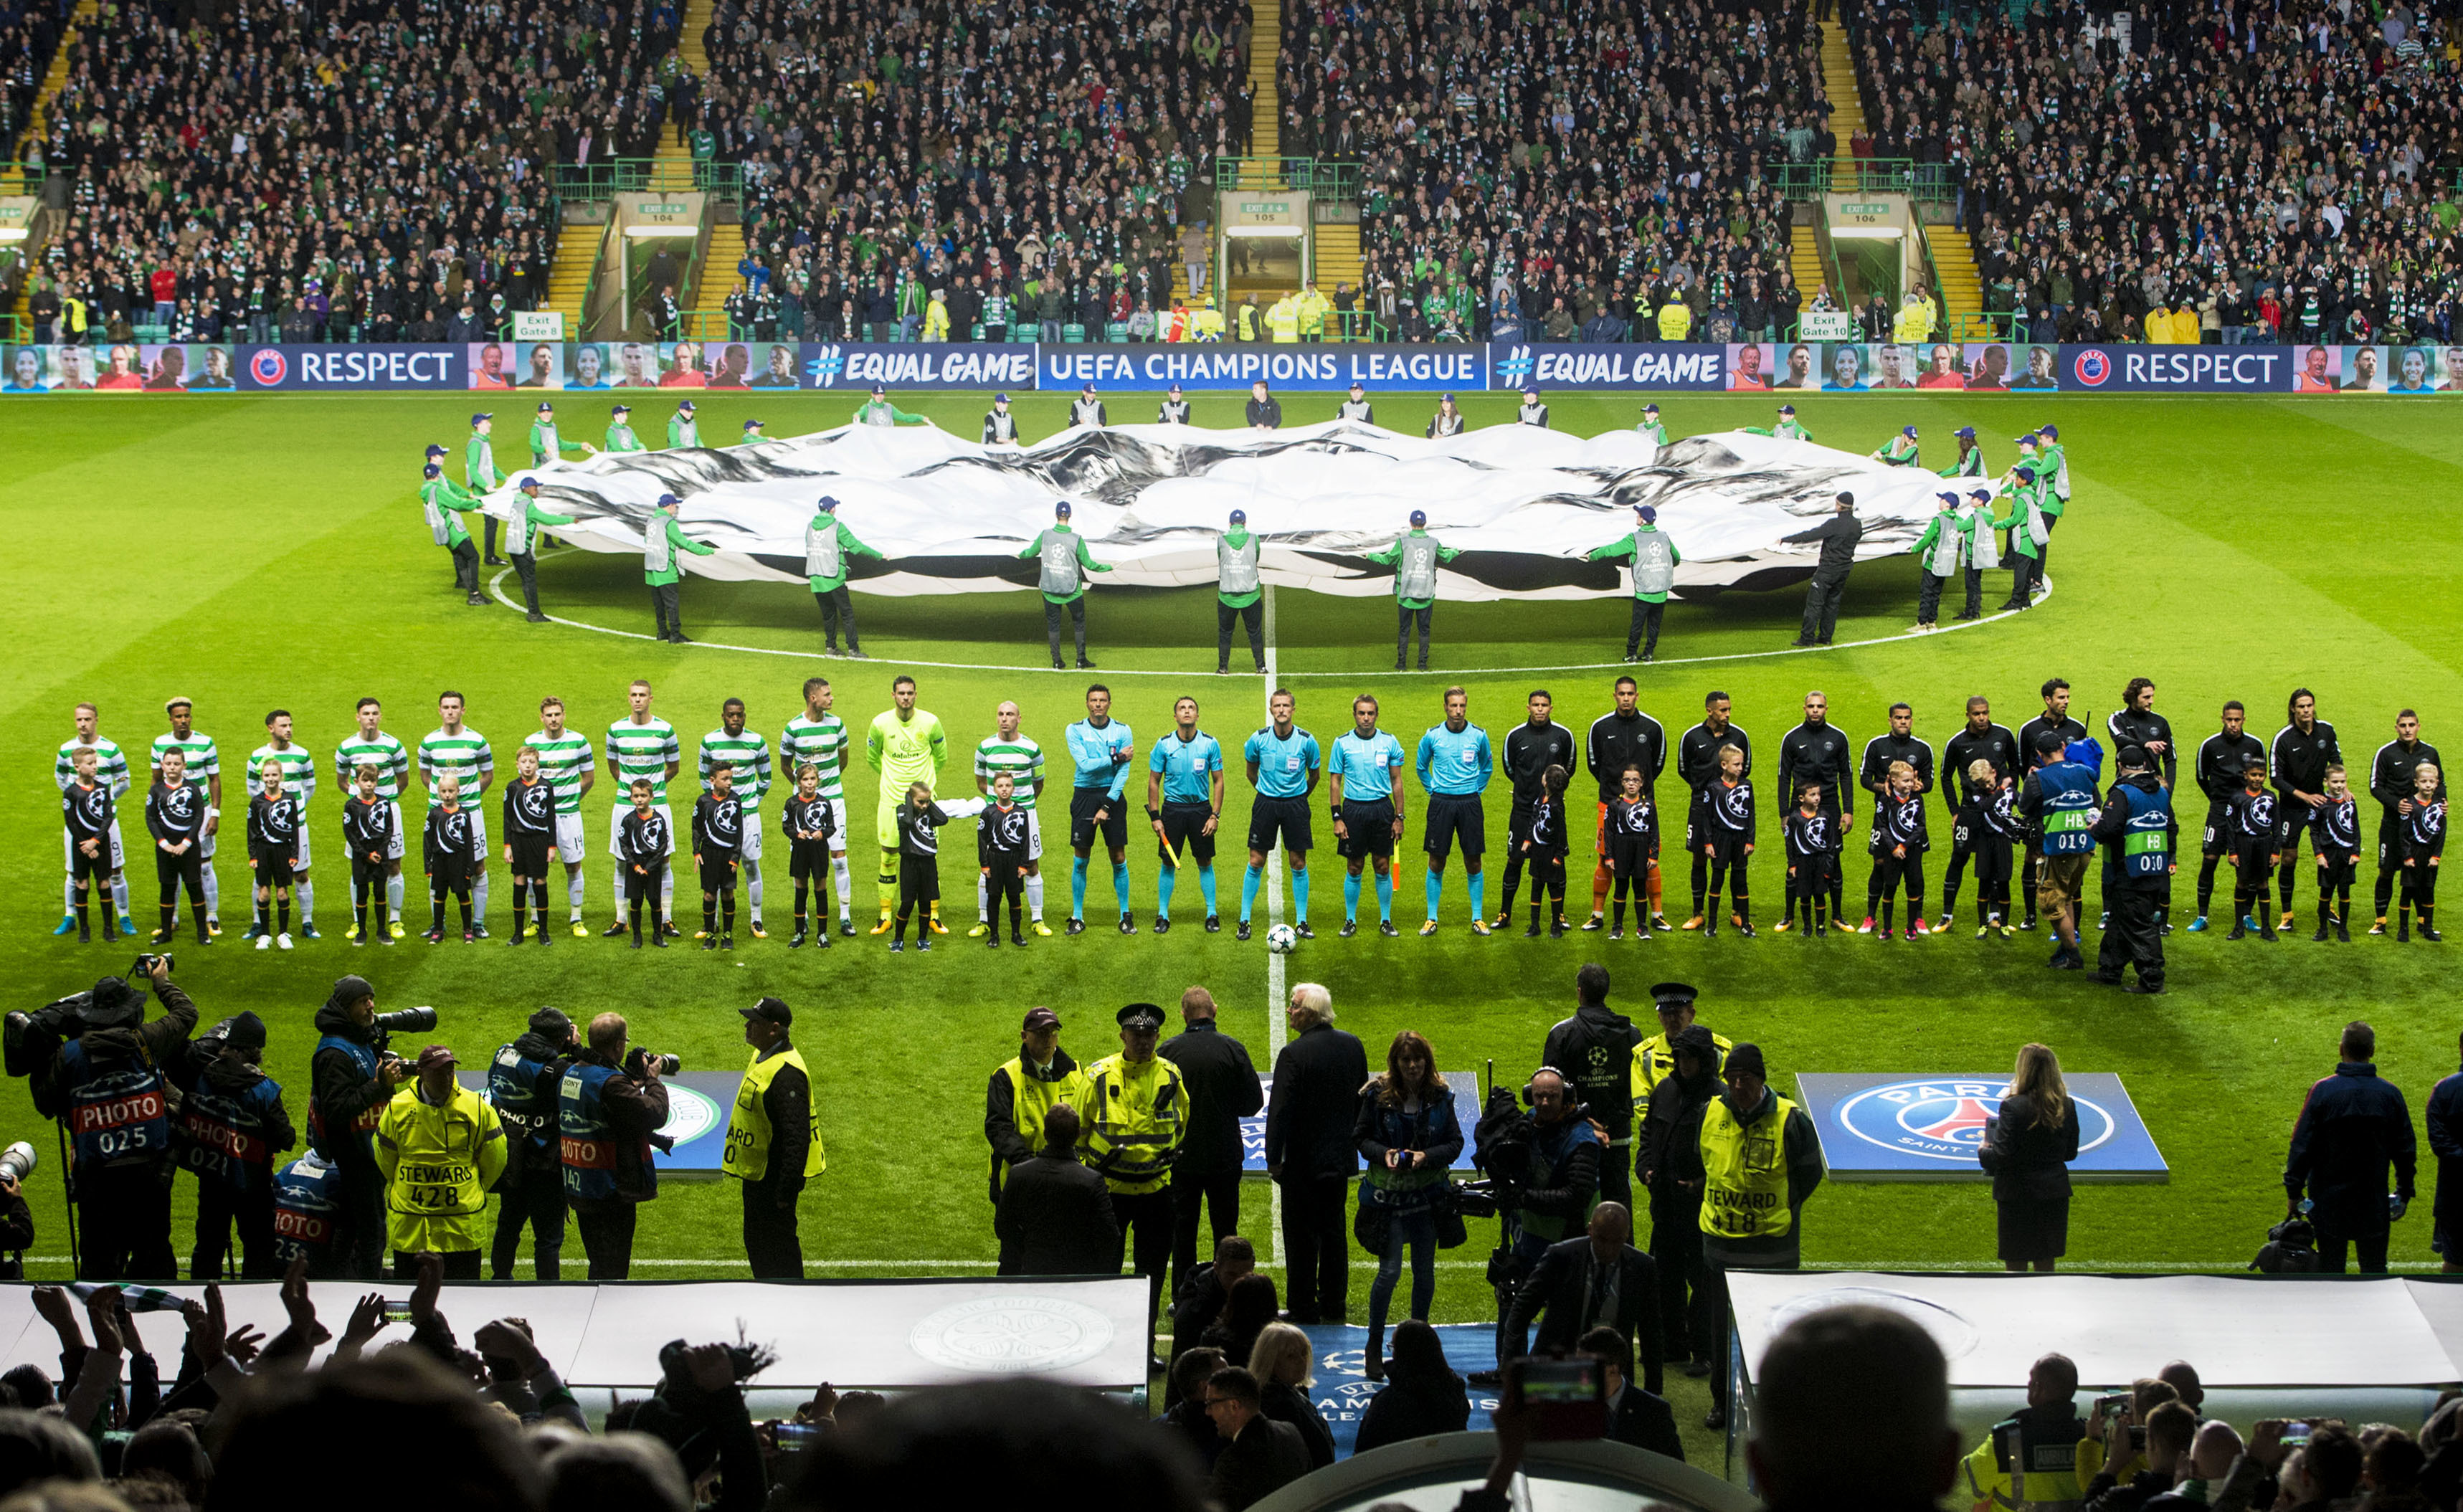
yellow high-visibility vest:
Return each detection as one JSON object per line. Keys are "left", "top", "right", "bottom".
{"left": 723, "top": 1045, "right": 826, "bottom": 1181}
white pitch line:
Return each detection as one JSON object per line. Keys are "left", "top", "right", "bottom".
{"left": 1263, "top": 584, "right": 1287, "bottom": 1264}
{"left": 490, "top": 569, "right": 2055, "bottom": 679}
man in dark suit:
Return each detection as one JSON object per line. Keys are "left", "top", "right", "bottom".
{"left": 1204, "top": 1366, "right": 1311, "bottom": 1511}
{"left": 1263, "top": 981, "right": 1369, "bottom": 1324}
{"left": 1159, "top": 986, "right": 1265, "bottom": 1296}
{"left": 1579, "top": 1324, "right": 1684, "bottom": 1460}
{"left": 994, "top": 1106, "right": 1119, "bottom": 1275}
{"left": 1506, "top": 1202, "right": 1665, "bottom": 1395}
{"left": 2284, "top": 1019, "right": 2417, "bottom": 1274}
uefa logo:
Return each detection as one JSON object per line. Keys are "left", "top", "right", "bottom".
{"left": 2071, "top": 349, "right": 2112, "bottom": 386}
{"left": 249, "top": 348, "right": 288, "bottom": 386}
{"left": 1832, "top": 1078, "right": 2118, "bottom": 1163}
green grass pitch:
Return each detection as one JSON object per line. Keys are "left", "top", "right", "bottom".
{"left": 4, "top": 386, "right": 2460, "bottom": 1450}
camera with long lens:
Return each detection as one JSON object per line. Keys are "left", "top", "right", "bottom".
{"left": 0, "top": 1143, "right": 36, "bottom": 1187}
{"left": 367, "top": 1006, "right": 439, "bottom": 1056}
{"left": 630, "top": 1050, "right": 681, "bottom": 1077}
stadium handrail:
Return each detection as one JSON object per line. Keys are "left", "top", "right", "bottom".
{"left": 1214, "top": 156, "right": 1359, "bottom": 201}
{"left": 1767, "top": 158, "right": 1957, "bottom": 205}
{"left": 554, "top": 159, "right": 745, "bottom": 202}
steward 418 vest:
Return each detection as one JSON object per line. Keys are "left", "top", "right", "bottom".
{"left": 1699, "top": 1093, "right": 1799, "bottom": 1241}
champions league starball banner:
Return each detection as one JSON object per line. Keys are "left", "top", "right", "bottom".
{"left": 1794, "top": 1072, "right": 2168, "bottom": 1182}
{"left": 478, "top": 421, "right": 1961, "bottom": 601}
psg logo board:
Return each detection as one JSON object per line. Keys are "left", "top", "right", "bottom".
{"left": 1794, "top": 1072, "right": 2167, "bottom": 1183}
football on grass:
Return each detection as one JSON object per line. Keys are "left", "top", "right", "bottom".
{"left": 1266, "top": 923, "right": 1299, "bottom": 954}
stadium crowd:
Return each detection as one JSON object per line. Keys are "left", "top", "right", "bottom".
{"left": 16, "top": 0, "right": 671, "bottom": 347}
{"left": 1864, "top": 0, "right": 2463, "bottom": 344}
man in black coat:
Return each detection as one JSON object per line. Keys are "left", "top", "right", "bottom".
{"left": 1263, "top": 981, "right": 1367, "bottom": 1323}
{"left": 305, "top": 974, "right": 404, "bottom": 1281}
{"left": 1205, "top": 1366, "right": 1311, "bottom": 1511}
{"left": 1578, "top": 1325, "right": 1684, "bottom": 1460}
{"left": 1508, "top": 1204, "right": 1664, "bottom": 1395}
{"left": 1159, "top": 986, "right": 1264, "bottom": 1295}
{"left": 995, "top": 1105, "right": 1119, "bottom": 1275}
{"left": 2428, "top": 1033, "right": 2463, "bottom": 1273}
{"left": 1539, "top": 964, "right": 1641, "bottom": 1212}
{"left": 34, "top": 959, "right": 196, "bottom": 1280}
{"left": 2284, "top": 1019, "right": 2416, "bottom": 1273}
{"left": 1781, "top": 493, "right": 1863, "bottom": 647}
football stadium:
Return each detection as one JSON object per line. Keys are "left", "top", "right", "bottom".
{"left": 3, "top": 0, "right": 2463, "bottom": 1507}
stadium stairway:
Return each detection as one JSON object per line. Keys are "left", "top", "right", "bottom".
{"left": 6, "top": 0, "right": 96, "bottom": 335}
{"left": 1248, "top": 0, "right": 1280, "bottom": 165}
{"left": 1925, "top": 223, "right": 1985, "bottom": 338}
{"left": 1313, "top": 220, "right": 1361, "bottom": 306}
{"left": 693, "top": 219, "right": 746, "bottom": 339}
{"left": 1815, "top": 20, "right": 1865, "bottom": 183}
{"left": 544, "top": 222, "right": 600, "bottom": 336}
{"left": 1790, "top": 222, "right": 1829, "bottom": 303}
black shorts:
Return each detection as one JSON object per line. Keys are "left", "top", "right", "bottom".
{"left": 250, "top": 846, "right": 299, "bottom": 883}
{"left": 1070, "top": 786, "right": 1129, "bottom": 850}
{"left": 699, "top": 852, "right": 739, "bottom": 893}
{"left": 789, "top": 839, "right": 832, "bottom": 880}
{"left": 1423, "top": 793, "right": 1486, "bottom": 861}
{"left": 1337, "top": 798, "right": 1397, "bottom": 861}
{"left": 1247, "top": 794, "right": 1313, "bottom": 856}
{"left": 1158, "top": 801, "right": 1218, "bottom": 865}
{"left": 2201, "top": 806, "right": 2233, "bottom": 859}
{"left": 508, "top": 835, "right": 551, "bottom": 878}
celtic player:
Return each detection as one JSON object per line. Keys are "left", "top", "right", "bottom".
{"left": 699, "top": 698, "right": 775, "bottom": 937}
{"left": 417, "top": 691, "right": 496, "bottom": 937}
{"left": 603, "top": 678, "right": 683, "bottom": 936}
{"left": 333, "top": 696, "right": 413, "bottom": 937}
{"left": 864, "top": 675, "right": 948, "bottom": 933}
{"left": 151, "top": 696, "right": 224, "bottom": 936}
{"left": 971, "top": 700, "right": 1050, "bottom": 936}
{"left": 53, "top": 702, "right": 134, "bottom": 937}
{"left": 780, "top": 676, "right": 856, "bottom": 937}
{"left": 523, "top": 695, "right": 597, "bottom": 936}
{"left": 245, "top": 709, "right": 318, "bottom": 938}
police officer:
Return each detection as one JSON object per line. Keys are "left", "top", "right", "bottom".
{"left": 1960, "top": 1354, "right": 2090, "bottom": 1512}
{"left": 726, "top": 995, "right": 822, "bottom": 1278}
{"left": 2089, "top": 746, "right": 2175, "bottom": 993}
{"left": 985, "top": 1006, "right": 1091, "bottom": 1239}
{"left": 2369, "top": 710, "right": 2444, "bottom": 933}
{"left": 1368, "top": 510, "right": 1457, "bottom": 672}
{"left": 37, "top": 958, "right": 195, "bottom": 1278}
{"left": 2190, "top": 701, "right": 2268, "bottom": 932}
{"left": 1637, "top": 1017, "right": 1724, "bottom": 1379}
{"left": 174, "top": 1010, "right": 293, "bottom": 1279}
{"left": 487, "top": 1007, "right": 577, "bottom": 1280}
{"left": 1215, "top": 509, "right": 1266, "bottom": 675}
{"left": 307, "top": 973, "right": 407, "bottom": 1280}
{"left": 1481, "top": 1066, "right": 1600, "bottom": 1377}
{"left": 375, "top": 1043, "right": 508, "bottom": 1278}
{"left": 1084, "top": 1002, "right": 1189, "bottom": 1320}
{"left": 1540, "top": 964, "right": 1641, "bottom": 1213}
{"left": 559, "top": 1010, "right": 671, "bottom": 1280}
{"left": 1676, "top": 1042, "right": 1821, "bottom": 1427}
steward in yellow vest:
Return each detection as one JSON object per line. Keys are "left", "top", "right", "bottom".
{"left": 984, "top": 1005, "right": 1091, "bottom": 1204}
{"left": 725, "top": 996, "right": 822, "bottom": 1279}
{"left": 1084, "top": 1003, "right": 1188, "bottom": 1313}
{"left": 1960, "top": 1354, "right": 2092, "bottom": 1512}
{"left": 375, "top": 1045, "right": 508, "bottom": 1266}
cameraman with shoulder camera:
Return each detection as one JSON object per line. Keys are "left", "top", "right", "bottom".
{"left": 308, "top": 973, "right": 429, "bottom": 1280}
{"left": 488, "top": 1007, "right": 580, "bottom": 1280}
{"left": 1475, "top": 1065, "right": 1603, "bottom": 1382}
{"left": 560, "top": 1010, "right": 672, "bottom": 1279}
{"left": 29, "top": 954, "right": 195, "bottom": 1278}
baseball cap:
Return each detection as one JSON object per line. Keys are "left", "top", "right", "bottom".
{"left": 739, "top": 996, "right": 793, "bottom": 1027}
{"left": 1022, "top": 1007, "right": 1063, "bottom": 1032}
{"left": 744, "top": 419, "right": 763, "bottom": 430}
{"left": 425, "top": 444, "right": 448, "bottom": 457}
{"left": 655, "top": 492, "right": 682, "bottom": 509}
{"left": 528, "top": 1007, "right": 575, "bottom": 1036}
{"left": 1168, "top": 383, "right": 1183, "bottom": 394}
{"left": 870, "top": 384, "right": 886, "bottom": 396}
{"left": 1081, "top": 382, "right": 1097, "bottom": 394}
{"left": 1409, "top": 509, "right": 1428, "bottom": 526}
{"left": 1349, "top": 379, "right": 1365, "bottom": 390}
{"left": 537, "top": 401, "right": 554, "bottom": 412}
{"left": 817, "top": 495, "right": 839, "bottom": 513}
{"left": 1055, "top": 500, "right": 1073, "bottom": 518}
{"left": 1522, "top": 386, "right": 1539, "bottom": 398}
{"left": 1954, "top": 425, "right": 1975, "bottom": 439}
{"left": 994, "top": 392, "right": 1010, "bottom": 403}
{"left": 1778, "top": 403, "right": 1796, "bottom": 415}
{"left": 1968, "top": 487, "right": 1993, "bottom": 500}
{"left": 2015, "top": 462, "right": 2038, "bottom": 479}
{"left": 423, "top": 462, "right": 442, "bottom": 479}
{"left": 612, "top": 403, "right": 631, "bottom": 415}
{"left": 518, "top": 476, "right": 540, "bottom": 490}
{"left": 677, "top": 399, "right": 696, "bottom": 412}
{"left": 2117, "top": 744, "right": 2150, "bottom": 771}
{"left": 1643, "top": 402, "right": 1659, "bottom": 414}
{"left": 2038, "top": 424, "right": 2059, "bottom": 439}
{"left": 470, "top": 412, "right": 492, "bottom": 424}
{"left": 1116, "top": 1002, "right": 1165, "bottom": 1032}
{"left": 1936, "top": 490, "right": 1959, "bottom": 505}
{"left": 416, "top": 1044, "right": 457, "bottom": 1073}
{"left": 1636, "top": 505, "right": 1657, "bottom": 522}
{"left": 1903, "top": 424, "right": 1919, "bottom": 437}
{"left": 1440, "top": 392, "right": 1455, "bottom": 402}
{"left": 1229, "top": 508, "right": 1248, "bottom": 525}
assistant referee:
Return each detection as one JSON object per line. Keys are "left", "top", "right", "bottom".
{"left": 1415, "top": 686, "right": 1494, "bottom": 934}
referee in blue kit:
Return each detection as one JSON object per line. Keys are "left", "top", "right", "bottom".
{"left": 1330, "top": 694, "right": 1408, "bottom": 936}
{"left": 1144, "top": 695, "right": 1226, "bottom": 933}
{"left": 1417, "top": 685, "right": 1494, "bottom": 934}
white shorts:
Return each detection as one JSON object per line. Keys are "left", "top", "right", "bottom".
{"left": 64, "top": 819, "right": 125, "bottom": 872}
{"left": 607, "top": 803, "right": 676, "bottom": 858}
{"left": 738, "top": 818, "right": 764, "bottom": 862}
{"left": 554, "top": 813, "right": 586, "bottom": 864}
{"left": 386, "top": 801, "right": 406, "bottom": 862}
{"left": 1025, "top": 806, "right": 1044, "bottom": 862}
{"left": 826, "top": 797, "right": 849, "bottom": 851}
{"left": 200, "top": 824, "right": 218, "bottom": 860}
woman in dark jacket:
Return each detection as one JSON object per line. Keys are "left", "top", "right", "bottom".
{"left": 1354, "top": 1319, "right": 1471, "bottom": 1455}
{"left": 1252, "top": 1322, "right": 1337, "bottom": 1470}
{"left": 1200, "top": 1272, "right": 1281, "bottom": 1368}
{"left": 1354, "top": 1030, "right": 1465, "bottom": 1380}
{"left": 1981, "top": 1042, "right": 2080, "bottom": 1272}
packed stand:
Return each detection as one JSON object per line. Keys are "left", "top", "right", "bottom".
{"left": 1855, "top": 0, "right": 2463, "bottom": 343}
{"left": 701, "top": 0, "right": 1252, "bottom": 343}
{"left": 1278, "top": 0, "right": 1827, "bottom": 341}
{"left": 1, "top": 0, "right": 70, "bottom": 168}
{"left": 19, "top": 0, "right": 673, "bottom": 346}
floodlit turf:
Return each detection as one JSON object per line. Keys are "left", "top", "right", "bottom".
{"left": 4, "top": 387, "right": 2461, "bottom": 1452}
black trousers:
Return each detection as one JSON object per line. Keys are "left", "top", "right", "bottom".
{"left": 1396, "top": 604, "right": 1432, "bottom": 667}
{"left": 1798, "top": 571, "right": 1848, "bottom": 642}
{"left": 650, "top": 581, "right": 683, "bottom": 637}
{"left": 2097, "top": 884, "right": 2164, "bottom": 987}
{"left": 2315, "top": 1229, "right": 2391, "bottom": 1274}
{"left": 1596, "top": 1139, "right": 1633, "bottom": 1215}
{"left": 489, "top": 1166, "right": 568, "bottom": 1280}
{"left": 1962, "top": 566, "right": 1986, "bottom": 617}
{"left": 76, "top": 1162, "right": 177, "bottom": 1280}
{"left": 812, "top": 585, "right": 860, "bottom": 650}
{"left": 2376, "top": 821, "right": 2404, "bottom": 916}
{"left": 1648, "top": 1190, "right": 1712, "bottom": 1361}
{"left": 451, "top": 538, "right": 481, "bottom": 594}
{"left": 1171, "top": 1169, "right": 1242, "bottom": 1298}
{"left": 393, "top": 1248, "right": 483, "bottom": 1280}
{"left": 1626, "top": 599, "right": 1665, "bottom": 657}
{"left": 335, "top": 1156, "right": 388, "bottom": 1280}
{"left": 1278, "top": 1174, "right": 1350, "bottom": 1323}
{"left": 1916, "top": 570, "right": 1947, "bottom": 624}
{"left": 1107, "top": 1187, "right": 1175, "bottom": 1319}
{"left": 192, "top": 1178, "right": 278, "bottom": 1280}
{"left": 483, "top": 515, "right": 501, "bottom": 560}
{"left": 1217, "top": 600, "right": 1265, "bottom": 670}
{"left": 574, "top": 1199, "right": 638, "bottom": 1279}
{"left": 511, "top": 551, "right": 541, "bottom": 614}
{"left": 1045, "top": 596, "right": 1087, "bottom": 665}
{"left": 743, "top": 1174, "right": 806, "bottom": 1279}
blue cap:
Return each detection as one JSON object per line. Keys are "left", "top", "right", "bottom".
{"left": 1440, "top": 392, "right": 1455, "bottom": 402}
{"left": 1936, "top": 491, "right": 1959, "bottom": 505}
{"left": 995, "top": 392, "right": 1010, "bottom": 403}
{"left": 1169, "top": 382, "right": 1183, "bottom": 394}
{"left": 1954, "top": 425, "right": 1975, "bottom": 439}
{"left": 656, "top": 492, "right": 682, "bottom": 509}
{"left": 1229, "top": 508, "right": 1248, "bottom": 526}
{"left": 1902, "top": 424, "right": 1918, "bottom": 437}
{"left": 518, "top": 475, "right": 540, "bottom": 490}
{"left": 1778, "top": 404, "right": 1795, "bottom": 415}
{"left": 2038, "top": 424, "right": 2059, "bottom": 439}
{"left": 1409, "top": 509, "right": 1428, "bottom": 526}
{"left": 870, "top": 384, "right": 886, "bottom": 396}
{"left": 1055, "top": 500, "right": 1073, "bottom": 518}
{"left": 1643, "top": 403, "right": 1659, "bottom": 414}
{"left": 537, "top": 401, "right": 554, "bottom": 412}
{"left": 423, "top": 462, "right": 441, "bottom": 478}
{"left": 2015, "top": 463, "right": 2038, "bottom": 478}
{"left": 1081, "top": 382, "right": 1096, "bottom": 394}
{"left": 1636, "top": 505, "right": 1657, "bottom": 523}
{"left": 471, "top": 412, "right": 492, "bottom": 424}
{"left": 1349, "top": 379, "right": 1365, "bottom": 390}
{"left": 743, "top": 418, "right": 762, "bottom": 431}
{"left": 1968, "top": 487, "right": 1993, "bottom": 500}
{"left": 678, "top": 399, "right": 696, "bottom": 412}
{"left": 425, "top": 443, "right": 448, "bottom": 457}
{"left": 817, "top": 495, "right": 839, "bottom": 512}
{"left": 1522, "top": 386, "right": 1539, "bottom": 398}
{"left": 2015, "top": 433, "right": 2036, "bottom": 446}
{"left": 612, "top": 403, "right": 631, "bottom": 414}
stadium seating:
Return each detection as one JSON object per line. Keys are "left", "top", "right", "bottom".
{"left": 1856, "top": 1, "right": 2463, "bottom": 344}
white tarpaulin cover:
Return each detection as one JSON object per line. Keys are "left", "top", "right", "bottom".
{"left": 0, "top": 1276, "right": 1152, "bottom": 1390}
{"left": 1726, "top": 1272, "right": 2463, "bottom": 1388}
{"left": 480, "top": 423, "right": 1950, "bottom": 599}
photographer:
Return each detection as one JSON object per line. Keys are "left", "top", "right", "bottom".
{"left": 173, "top": 1010, "right": 294, "bottom": 1279}
{"left": 308, "top": 974, "right": 422, "bottom": 1280}
{"left": 560, "top": 1010, "right": 672, "bottom": 1279}
{"left": 488, "top": 1007, "right": 579, "bottom": 1280}
{"left": 29, "top": 955, "right": 196, "bottom": 1278}
{"left": 1473, "top": 1065, "right": 1602, "bottom": 1380}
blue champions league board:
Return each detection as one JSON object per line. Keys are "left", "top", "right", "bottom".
{"left": 1795, "top": 1073, "right": 2168, "bottom": 1183}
